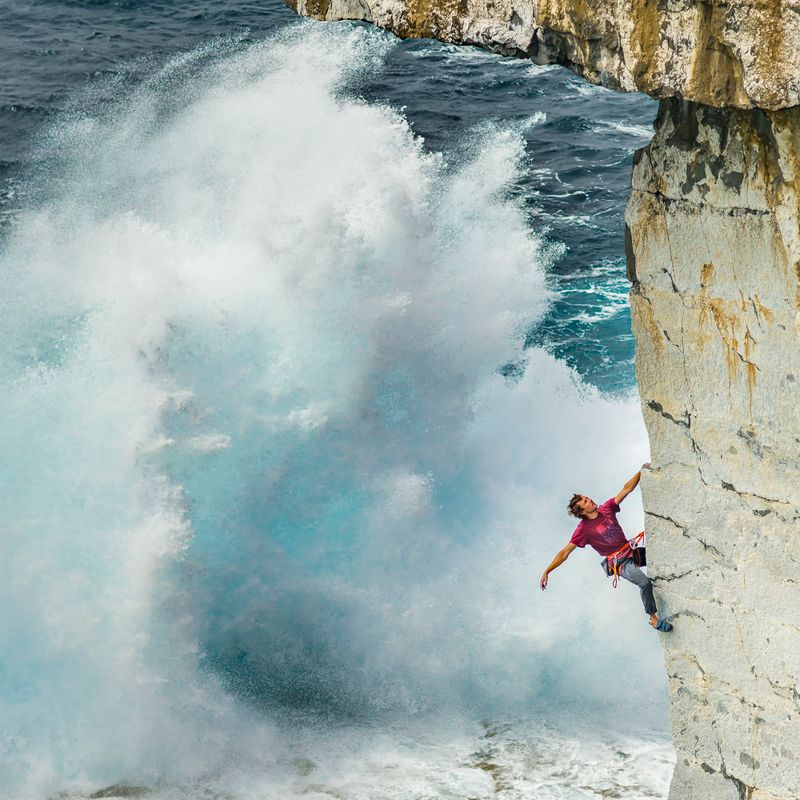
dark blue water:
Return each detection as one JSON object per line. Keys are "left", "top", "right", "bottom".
{"left": 0, "top": 0, "right": 656, "bottom": 392}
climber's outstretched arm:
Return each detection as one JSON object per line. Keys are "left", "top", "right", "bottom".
{"left": 540, "top": 542, "right": 578, "bottom": 590}
{"left": 614, "top": 468, "right": 642, "bottom": 505}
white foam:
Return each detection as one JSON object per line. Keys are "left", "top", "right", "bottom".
{"left": 0, "top": 21, "right": 668, "bottom": 798}
{"left": 595, "top": 120, "right": 654, "bottom": 138}
{"left": 186, "top": 433, "right": 231, "bottom": 452}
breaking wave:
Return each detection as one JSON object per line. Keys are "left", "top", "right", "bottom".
{"left": 0, "top": 22, "right": 666, "bottom": 798}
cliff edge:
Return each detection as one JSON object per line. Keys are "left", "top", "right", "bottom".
{"left": 287, "top": 0, "right": 800, "bottom": 109}
{"left": 285, "top": 2, "right": 800, "bottom": 798}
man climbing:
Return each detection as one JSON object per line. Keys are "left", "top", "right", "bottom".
{"left": 539, "top": 466, "right": 673, "bottom": 632}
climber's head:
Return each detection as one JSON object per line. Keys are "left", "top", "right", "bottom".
{"left": 567, "top": 494, "right": 597, "bottom": 519}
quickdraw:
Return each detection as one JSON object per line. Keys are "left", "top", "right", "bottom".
{"left": 607, "top": 530, "right": 645, "bottom": 588}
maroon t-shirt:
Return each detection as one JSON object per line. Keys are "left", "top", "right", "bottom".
{"left": 569, "top": 498, "right": 628, "bottom": 556}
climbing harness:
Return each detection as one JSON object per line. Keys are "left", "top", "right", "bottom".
{"left": 606, "top": 530, "right": 645, "bottom": 588}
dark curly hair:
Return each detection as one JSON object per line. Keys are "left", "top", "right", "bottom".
{"left": 567, "top": 493, "right": 585, "bottom": 518}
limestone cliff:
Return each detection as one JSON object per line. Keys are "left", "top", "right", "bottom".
{"left": 286, "top": 2, "right": 800, "bottom": 798}
{"left": 287, "top": 0, "right": 800, "bottom": 109}
{"left": 631, "top": 98, "right": 800, "bottom": 800}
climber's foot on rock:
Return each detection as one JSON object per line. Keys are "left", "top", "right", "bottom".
{"left": 650, "top": 614, "right": 673, "bottom": 632}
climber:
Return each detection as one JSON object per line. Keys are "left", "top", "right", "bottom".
{"left": 538, "top": 465, "right": 673, "bottom": 632}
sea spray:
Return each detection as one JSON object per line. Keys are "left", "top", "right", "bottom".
{"left": 0, "top": 21, "right": 667, "bottom": 797}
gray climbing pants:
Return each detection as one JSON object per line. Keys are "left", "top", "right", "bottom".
{"left": 602, "top": 550, "right": 657, "bottom": 616}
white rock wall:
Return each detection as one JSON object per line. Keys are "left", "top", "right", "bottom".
{"left": 629, "top": 97, "right": 800, "bottom": 800}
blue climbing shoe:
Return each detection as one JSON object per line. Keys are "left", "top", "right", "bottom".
{"left": 655, "top": 619, "right": 673, "bottom": 632}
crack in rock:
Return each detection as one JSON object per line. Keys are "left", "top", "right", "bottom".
{"left": 646, "top": 399, "right": 691, "bottom": 428}
{"left": 647, "top": 512, "right": 728, "bottom": 560}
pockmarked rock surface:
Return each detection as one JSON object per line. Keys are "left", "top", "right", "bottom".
{"left": 287, "top": 0, "right": 800, "bottom": 110}
{"left": 286, "top": 1, "right": 800, "bottom": 798}
{"left": 630, "top": 98, "right": 800, "bottom": 800}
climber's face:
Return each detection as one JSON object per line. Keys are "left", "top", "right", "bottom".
{"left": 575, "top": 496, "right": 597, "bottom": 516}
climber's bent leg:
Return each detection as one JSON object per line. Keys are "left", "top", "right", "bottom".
{"left": 619, "top": 558, "right": 657, "bottom": 616}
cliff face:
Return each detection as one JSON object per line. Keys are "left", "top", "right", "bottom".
{"left": 286, "top": 2, "right": 800, "bottom": 798}
{"left": 287, "top": 0, "right": 800, "bottom": 108}
{"left": 631, "top": 98, "right": 800, "bottom": 800}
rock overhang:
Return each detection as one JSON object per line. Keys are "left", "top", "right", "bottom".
{"left": 285, "top": 0, "right": 800, "bottom": 110}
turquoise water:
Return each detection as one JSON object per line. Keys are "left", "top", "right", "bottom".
{"left": 0, "top": 5, "right": 670, "bottom": 798}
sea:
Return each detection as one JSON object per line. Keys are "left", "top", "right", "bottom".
{"left": 0, "top": 2, "right": 675, "bottom": 798}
